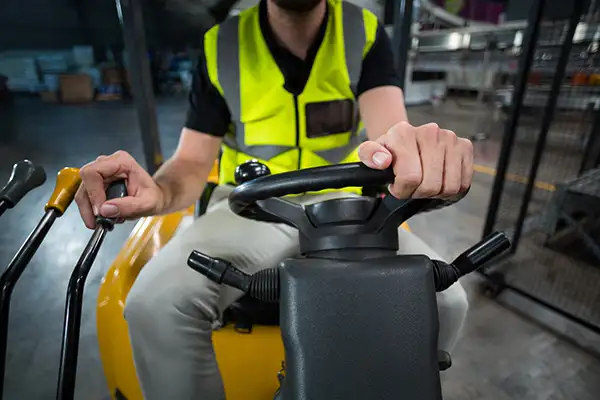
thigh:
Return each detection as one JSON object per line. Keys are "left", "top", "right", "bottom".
{"left": 195, "top": 197, "right": 300, "bottom": 310}
{"left": 129, "top": 193, "right": 299, "bottom": 320}
{"left": 396, "top": 227, "right": 444, "bottom": 260}
{"left": 396, "top": 227, "right": 467, "bottom": 308}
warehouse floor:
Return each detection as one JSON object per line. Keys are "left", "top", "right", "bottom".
{"left": 1, "top": 96, "right": 599, "bottom": 399}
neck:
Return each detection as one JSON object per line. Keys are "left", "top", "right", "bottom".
{"left": 267, "top": 0, "right": 326, "bottom": 60}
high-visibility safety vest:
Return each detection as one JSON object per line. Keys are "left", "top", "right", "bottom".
{"left": 204, "top": 0, "right": 379, "bottom": 189}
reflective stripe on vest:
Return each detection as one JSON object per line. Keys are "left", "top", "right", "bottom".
{"left": 216, "top": 1, "right": 367, "bottom": 164}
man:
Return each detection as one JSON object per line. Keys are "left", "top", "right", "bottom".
{"left": 75, "top": 0, "right": 472, "bottom": 398}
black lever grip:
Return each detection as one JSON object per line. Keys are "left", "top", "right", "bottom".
{"left": 188, "top": 251, "right": 251, "bottom": 292}
{"left": 234, "top": 160, "right": 271, "bottom": 184}
{"left": 0, "top": 160, "right": 47, "bottom": 207}
{"left": 187, "top": 251, "right": 280, "bottom": 302}
{"left": 433, "top": 231, "right": 510, "bottom": 292}
{"left": 95, "top": 180, "right": 128, "bottom": 230}
{"left": 105, "top": 179, "right": 128, "bottom": 202}
{"left": 452, "top": 231, "right": 511, "bottom": 276}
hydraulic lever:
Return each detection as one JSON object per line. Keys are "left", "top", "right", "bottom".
{"left": 0, "top": 160, "right": 46, "bottom": 218}
{"left": 56, "top": 180, "right": 127, "bottom": 400}
{"left": 188, "top": 231, "right": 511, "bottom": 302}
{"left": 0, "top": 167, "right": 80, "bottom": 400}
{"left": 432, "top": 231, "right": 510, "bottom": 291}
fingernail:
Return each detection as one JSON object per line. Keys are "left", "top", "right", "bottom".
{"left": 100, "top": 204, "right": 119, "bottom": 218}
{"left": 93, "top": 205, "right": 99, "bottom": 216}
{"left": 372, "top": 152, "right": 390, "bottom": 167}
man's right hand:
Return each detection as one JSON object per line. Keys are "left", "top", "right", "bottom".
{"left": 75, "top": 150, "right": 164, "bottom": 229}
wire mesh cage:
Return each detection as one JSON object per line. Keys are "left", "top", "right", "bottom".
{"left": 484, "top": 0, "right": 600, "bottom": 331}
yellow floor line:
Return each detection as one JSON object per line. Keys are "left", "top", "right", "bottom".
{"left": 473, "top": 164, "right": 556, "bottom": 192}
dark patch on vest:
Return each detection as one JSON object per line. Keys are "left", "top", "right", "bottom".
{"left": 305, "top": 99, "right": 355, "bottom": 138}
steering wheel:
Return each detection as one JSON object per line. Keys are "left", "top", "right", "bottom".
{"left": 228, "top": 161, "right": 465, "bottom": 254}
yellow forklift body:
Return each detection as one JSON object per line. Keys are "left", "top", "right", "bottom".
{"left": 97, "top": 160, "right": 409, "bottom": 399}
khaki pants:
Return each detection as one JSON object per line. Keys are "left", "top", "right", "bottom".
{"left": 125, "top": 186, "right": 469, "bottom": 400}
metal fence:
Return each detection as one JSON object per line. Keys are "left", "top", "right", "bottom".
{"left": 482, "top": 0, "right": 600, "bottom": 337}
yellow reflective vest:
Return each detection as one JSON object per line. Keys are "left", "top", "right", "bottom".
{"left": 204, "top": 0, "right": 379, "bottom": 188}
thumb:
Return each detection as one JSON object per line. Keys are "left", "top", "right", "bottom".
{"left": 100, "top": 196, "right": 153, "bottom": 219}
{"left": 358, "top": 141, "right": 393, "bottom": 170}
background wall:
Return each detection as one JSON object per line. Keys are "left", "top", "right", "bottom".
{"left": 505, "top": 0, "right": 589, "bottom": 21}
{"left": 433, "top": 0, "right": 506, "bottom": 23}
{"left": 0, "top": 0, "right": 85, "bottom": 50}
{"left": 0, "top": 0, "right": 590, "bottom": 52}
{"left": 0, "top": 0, "right": 178, "bottom": 52}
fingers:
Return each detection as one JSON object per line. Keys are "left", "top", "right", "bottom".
{"left": 79, "top": 151, "right": 136, "bottom": 216}
{"left": 413, "top": 124, "right": 444, "bottom": 198}
{"left": 102, "top": 196, "right": 155, "bottom": 220}
{"left": 74, "top": 150, "right": 159, "bottom": 228}
{"left": 459, "top": 137, "right": 474, "bottom": 192}
{"left": 373, "top": 121, "right": 474, "bottom": 200}
{"left": 74, "top": 182, "right": 142, "bottom": 227}
{"left": 385, "top": 122, "right": 422, "bottom": 199}
{"left": 440, "top": 129, "right": 462, "bottom": 199}
{"left": 358, "top": 141, "right": 393, "bottom": 169}
{"left": 74, "top": 183, "right": 96, "bottom": 229}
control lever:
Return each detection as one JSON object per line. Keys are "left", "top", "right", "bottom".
{"left": 438, "top": 350, "right": 452, "bottom": 371}
{"left": 56, "top": 180, "right": 127, "bottom": 400}
{"left": 188, "top": 252, "right": 279, "bottom": 303}
{"left": 432, "top": 231, "right": 510, "bottom": 292}
{"left": 0, "top": 168, "right": 81, "bottom": 400}
{"left": 188, "top": 231, "right": 511, "bottom": 303}
{"left": 0, "top": 160, "right": 46, "bottom": 218}
{"left": 234, "top": 160, "right": 271, "bottom": 184}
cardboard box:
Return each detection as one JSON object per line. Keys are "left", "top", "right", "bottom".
{"left": 102, "top": 67, "right": 124, "bottom": 85}
{"left": 59, "top": 74, "right": 94, "bottom": 103}
{"left": 96, "top": 93, "right": 122, "bottom": 101}
{"left": 40, "top": 91, "right": 58, "bottom": 103}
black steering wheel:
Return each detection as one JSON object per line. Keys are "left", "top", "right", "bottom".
{"left": 229, "top": 162, "right": 393, "bottom": 217}
{"left": 228, "top": 161, "right": 465, "bottom": 254}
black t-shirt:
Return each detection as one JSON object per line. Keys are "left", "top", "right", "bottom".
{"left": 185, "top": 0, "right": 400, "bottom": 137}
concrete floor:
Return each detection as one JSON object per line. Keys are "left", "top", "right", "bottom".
{"left": 0, "top": 96, "right": 599, "bottom": 399}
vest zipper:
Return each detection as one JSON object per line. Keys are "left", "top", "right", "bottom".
{"left": 293, "top": 95, "right": 301, "bottom": 170}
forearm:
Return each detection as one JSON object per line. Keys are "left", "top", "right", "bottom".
{"left": 153, "top": 157, "right": 213, "bottom": 214}
{"left": 359, "top": 86, "right": 408, "bottom": 141}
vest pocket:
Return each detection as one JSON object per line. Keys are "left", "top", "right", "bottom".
{"left": 305, "top": 99, "right": 355, "bottom": 138}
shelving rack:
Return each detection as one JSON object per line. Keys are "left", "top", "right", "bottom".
{"left": 476, "top": 0, "right": 600, "bottom": 355}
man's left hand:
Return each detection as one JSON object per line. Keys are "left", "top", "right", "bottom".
{"left": 358, "top": 122, "right": 474, "bottom": 199}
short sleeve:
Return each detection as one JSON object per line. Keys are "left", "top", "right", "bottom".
{"left": 356, "top": 23, "right": 402, "bottom": 96}
{"left": 184, "top": 45, "right": 232, "bottom": 137}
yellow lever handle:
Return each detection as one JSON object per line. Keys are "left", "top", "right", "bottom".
{"left": 45, "top": 168, "right": 82, "bottom": 215}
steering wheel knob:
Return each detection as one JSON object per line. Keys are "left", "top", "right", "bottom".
{"left": 234, "top": 160, "right": 271, "bottom": 184}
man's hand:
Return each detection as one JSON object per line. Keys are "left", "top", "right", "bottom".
{"left": 358, "top": 122, "right": 473, "bottom": 199}
{"left": 74, "top": 151, "right": 165, "bottom": 229}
